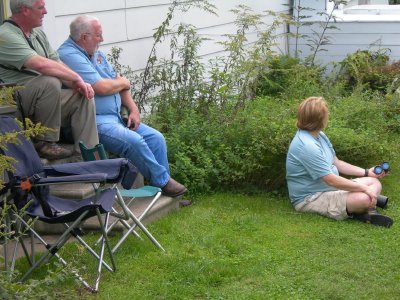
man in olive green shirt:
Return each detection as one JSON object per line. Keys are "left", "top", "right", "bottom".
{"left": 0, "top": 0, "right": 98, "bottom": 159}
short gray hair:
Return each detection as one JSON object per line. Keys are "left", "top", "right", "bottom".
{"left": 10, "top": 0, "right": 36, "bottom": 14}
{"left": 70, "top": 15, "right": 100, "bottom": 41}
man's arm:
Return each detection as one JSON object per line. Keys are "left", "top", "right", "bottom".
{"left": 90, "top": 73, "right": 140, "bottom": 130}
{"left": 24, "top": 55, "right": 93, "bottom": 99}
{"left": 91, "top": 74, "right": 130, "bottom": 95}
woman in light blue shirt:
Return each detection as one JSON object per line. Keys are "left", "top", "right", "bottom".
{"left": 286, "top": 97, "right": 393, "bottom": 227}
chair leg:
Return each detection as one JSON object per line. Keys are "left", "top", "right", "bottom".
{"left": 118, "top": 192, "right": 162, "bottom": 243}
{"left": 111, "top": 192, "right": 165, "bottom": 253}
{"left": 14, "top": 212, "right": 102, "bottom": 292}
{"left": 112, "top": 204, "right": 165, "bottom": 253}
{"left": 95, "top": 206, "right": 142, "bottom": 245}
{"left": 93, "top": 209, "right": 116, "bottom": 292}
{"left": 137, "top": 192, "right": 162, "bottom": 220}
{"left": 65, "top": 223, "right": 114, "bottom": 273}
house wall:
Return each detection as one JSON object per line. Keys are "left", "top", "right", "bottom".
{"left": 42, "top": 1, "right": 290, "bottom": 72}
{"left": 290, "top": 0, "right": 400, "bottom": 67}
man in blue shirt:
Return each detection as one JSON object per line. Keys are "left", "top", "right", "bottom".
{"left": 58, "top": 15, "right": 187, "bottom": 197}
{"left": 286, "top": 97, "right": 393, "bottom": 227}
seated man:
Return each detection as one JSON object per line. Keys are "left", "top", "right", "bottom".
{"left": 0, "top": 0, "right": 98, "bottom": 160}
{"left": 286, "top": 96, "right": 393, "bottom": 227}
{"left": 58, "top": 15, "right": 187, "bottom": 197}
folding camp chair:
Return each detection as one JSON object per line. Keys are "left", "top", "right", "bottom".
{"left": 79, "top": 142, "right": 165, "bottom": 253}
{"left": 0, "top": 115, "right": 139, "bottom": 292}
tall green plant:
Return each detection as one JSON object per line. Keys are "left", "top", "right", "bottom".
{"left": 291, "top": 0, "right": 347, "bottom": 65}
{"left": 0, "top": 86, "right": 65, "bottom": 297}
{"left": 0, "top": 86, "right": 48, "bottom": 190}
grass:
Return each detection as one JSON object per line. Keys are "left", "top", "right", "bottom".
{"left": 7, "top": 161, "right": 400, "bottom": 299}
{"left": 47, "top": 181, "right": 400, "bottom": 299}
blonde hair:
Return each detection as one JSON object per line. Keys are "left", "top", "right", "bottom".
{"left": 296, "top": 96, "right": 329, "bottom": 131}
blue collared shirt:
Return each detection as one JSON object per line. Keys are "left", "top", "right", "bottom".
{"left": 58, "top": 37, "right": 122, "bottom": 124}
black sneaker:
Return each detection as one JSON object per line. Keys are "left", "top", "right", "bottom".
{"left": 352, "top": 210, "right": 393, "bottom": 228}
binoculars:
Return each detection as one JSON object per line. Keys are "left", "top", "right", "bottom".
{"left": 373, "top": 161, "right": 390, "bottom": 175}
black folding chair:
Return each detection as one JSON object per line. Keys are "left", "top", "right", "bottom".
{"left": 0, "top": 115, "right": 138, "bottom": 292}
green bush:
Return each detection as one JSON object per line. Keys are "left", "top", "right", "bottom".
{"left": 109, "top": 2, "right": 399, "bottom": 196}
{"left": 337, "top": 49, "right": 399, "bottom": 93}
{"left": 148, "top": 89, "right": 394, "bottom": 195}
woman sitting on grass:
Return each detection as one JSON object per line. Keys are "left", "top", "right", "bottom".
{"left": 286, "top": 96, "right": 393, "bottom": 227}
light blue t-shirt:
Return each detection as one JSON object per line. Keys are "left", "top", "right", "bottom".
{"left": 58, "top": 37, "right": 122, "bottom": 124}
{"left": 286, "top": 129, "right": 339, "bottom": 206}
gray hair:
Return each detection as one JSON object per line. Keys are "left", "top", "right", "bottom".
{"left": 10, "top": 0, "right": 36, "bottom": 14}
{"left": 70, "top": 15, "right": 100, "bottom": 41}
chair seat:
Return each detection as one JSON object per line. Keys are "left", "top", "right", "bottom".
{"left": 27, "top": 188, "right": 116, "bottom": 224}
{"left": 119, "top": 186, "right": 161, "bottom": 198}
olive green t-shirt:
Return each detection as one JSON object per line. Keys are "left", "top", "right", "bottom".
{"left": 0, "top": 21, "right": 59, "bottom": 85}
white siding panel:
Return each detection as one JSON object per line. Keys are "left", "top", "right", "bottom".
{"left": 295, "top": 33, "right": 398, "bottom": 47}
{"left": 126, "top": 0, "right": 171, "bottom": 8}
{"left": 50, "top": 11, "right": 128, "bottom": 49}
{"left": 295, "top": 21, "right": 400, "bottom": 35}
{"left": 43, "top": 1, "right": 290, "bottom": 72}
{"left": 126, "top": 6, "right": 170, "bottom": 40}
{"left": 125, "top": 3, "right": 287, "bottom": 40}
{"left": 54, "top": 0, "right": 126, "bottom": 16}
{"left": 293, "top": 44, "right": 400, "bottom": 65}
{"left": 290, "top": 20, "right": 400, "bottom": 65}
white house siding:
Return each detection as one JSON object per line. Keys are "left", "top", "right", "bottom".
{"left": 42, "top": 1, "right": 290, "bottom": 72}
{"left": 289, "top": 0, "right": 400, "bottom": 66}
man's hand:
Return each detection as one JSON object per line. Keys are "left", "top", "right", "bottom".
{"left": 72, "top": 79, "right": 95, "bottom": 99}
{"left": 116, "top": 74, "right": 131, "bottom": 91}
{"left": 126, "top": 110, "right": 141, "bottom": 131}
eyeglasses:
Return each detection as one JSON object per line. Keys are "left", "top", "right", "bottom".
{"left": 84, "top": 32, "right": 103, "bottom": 39}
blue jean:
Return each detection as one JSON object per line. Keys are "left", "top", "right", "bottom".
{"left": 97, "top": 122, "right": 170, "bottom": 187}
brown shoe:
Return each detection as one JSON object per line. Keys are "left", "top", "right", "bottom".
{"left": 162, "top": 178, "right": 187, "bottom": 197}
{"left": 35, "top": 141, "right": 73, "bottom": 160}
{"left": 179, "top": 200, "right": 192, "bottom": 207}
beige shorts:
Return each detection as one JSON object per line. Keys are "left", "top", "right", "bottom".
{"left": 294, "top": 190, "right": 349, "bottom": 221}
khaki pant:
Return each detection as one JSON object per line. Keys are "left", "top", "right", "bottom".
{"left": 294, "top": 190, "right": 349, "bottom": 221}
{"left": 17, "top": 75, "right": 98, "bottom": 152}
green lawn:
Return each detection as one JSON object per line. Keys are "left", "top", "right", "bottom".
{"left": 9, "top": 169, "right": 400, "bottom": 299}
{"left": 61, "top": 182, "right": 400, "bottom": 299}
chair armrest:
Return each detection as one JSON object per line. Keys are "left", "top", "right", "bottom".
{"left": 33, "top": 173, "right": 108, "bottom": 186}
{"left": 43, "top": 158, "right": 138, "bottom": 188}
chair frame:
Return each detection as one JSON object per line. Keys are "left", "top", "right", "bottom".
{"left": 79, "top": 142, "right": 165, "bottom": 253}
{"left": 0, "top": 115, "right": 141, "bottom": 292}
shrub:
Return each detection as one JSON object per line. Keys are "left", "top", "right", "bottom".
{"left": 337, "top": 49, "right": 398, "bottom": 92}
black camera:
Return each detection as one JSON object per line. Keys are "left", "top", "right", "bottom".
{"left": 373, "top": 161, "right": 390, "bottom": 175}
